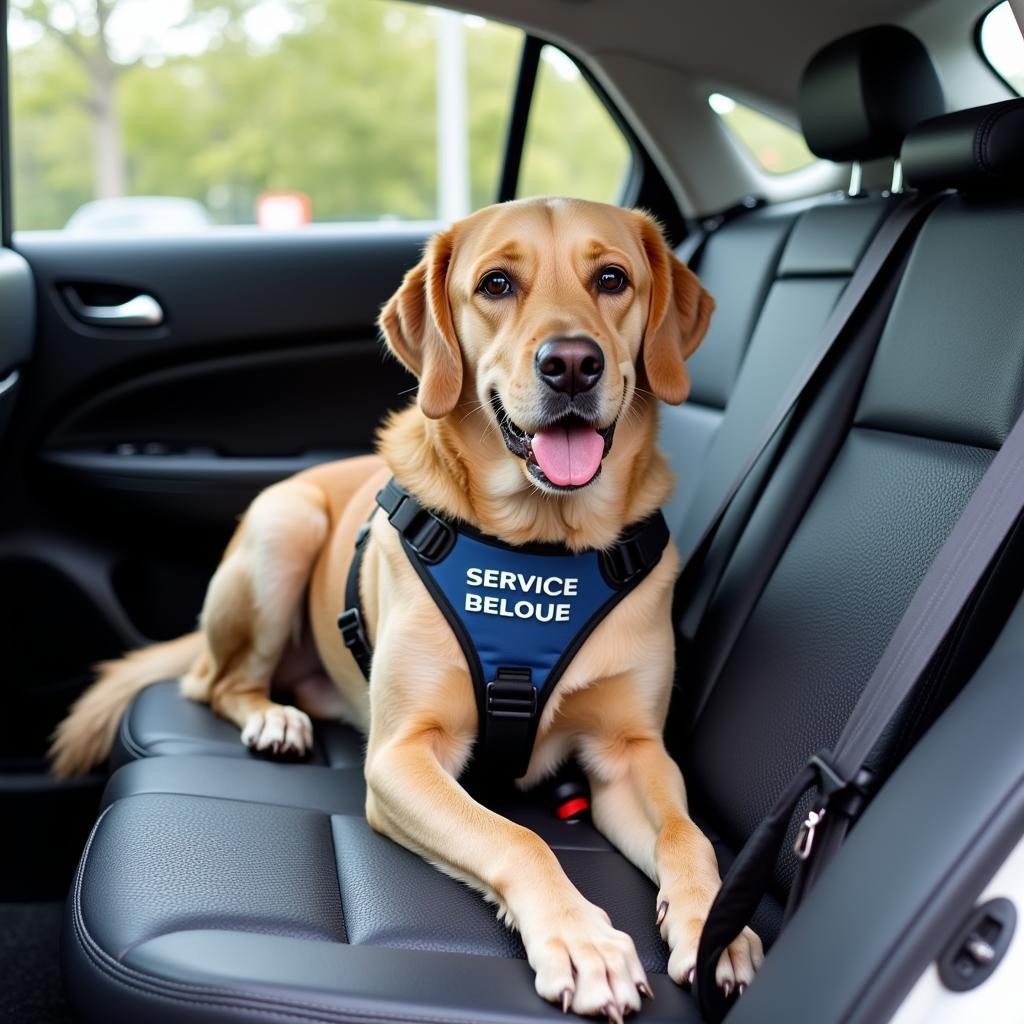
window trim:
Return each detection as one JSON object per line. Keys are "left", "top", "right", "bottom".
{"left": 499, "top": 35, "right": 643, "bottom": 209}
{"left": 497, "top": 35, "right": 542, "bottom": 203}
{"left": 975, "top": 2, "right": 1023, "bottom": 97}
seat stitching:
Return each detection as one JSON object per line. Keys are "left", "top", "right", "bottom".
{"left": 975, "top": 106, "right": 1011, "bottom": 179}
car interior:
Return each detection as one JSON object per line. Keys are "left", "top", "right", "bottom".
{"left": 2, "top": 0, "right": 1024, "bottom": 1022}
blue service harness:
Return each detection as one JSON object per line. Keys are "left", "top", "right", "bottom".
{"left": 338, "top": 478, "right": 670, "bottom": 777}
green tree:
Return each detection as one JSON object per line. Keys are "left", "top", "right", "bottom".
{"left": 9, "top": 1, "right": 627, "bottom": 230}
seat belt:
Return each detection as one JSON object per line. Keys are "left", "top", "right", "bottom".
{"left": 675, "top": 190, "right": 945, "bottom": 639}
{"left": 694, "top": 399, "right": 1024, "bottom": 1022}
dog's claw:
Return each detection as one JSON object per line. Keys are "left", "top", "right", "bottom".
{"left": 656, "top": 900, "right": 668, "bottom": 927}
{"left": 737, "top": 982, "right": 747, "bottom": 996}
{"left": 687, "top": 968, "right": 696, "bottom": 987}
{"left": 561, "top": 989, "right": 572, "bottom": 1014}
{"left": 638, "top": 982, "right": 654, "bottom": 1000}
{"left": 604, "top": 1003, "right": 623, "bottom": 1024}
{"left": 722, "top": 980, "right": 732, "bottom": 999}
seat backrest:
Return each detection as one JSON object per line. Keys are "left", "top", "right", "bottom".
{"left": 682, "top": 98, "right": 1024, "bottom": 909}
{"left": 662, "top": 24, "right": 945, "bottom": 558}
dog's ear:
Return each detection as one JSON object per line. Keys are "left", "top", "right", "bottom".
{"left": 635, "top": 211, "right": 714, "bottom": 405}
{"left": 379, "top": 229, "right": 462, "bottom": 419}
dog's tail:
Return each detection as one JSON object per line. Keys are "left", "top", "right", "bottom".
{"left": 49, "top": 632, "right": 203, "bottom": 778}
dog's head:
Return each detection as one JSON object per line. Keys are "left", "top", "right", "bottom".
{"left": 380, "top": 198, "right": 713, "bottom": 494}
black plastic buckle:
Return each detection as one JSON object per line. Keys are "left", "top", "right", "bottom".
{"left": 386, "top": 496, "right": 455, "bottom": 564}
{"left": 486, "top": 668, "right": 536, "bottom": 719}
{"left": 601, "top": 534, "right": 647, "bottom": 587}
{"left": 338, "top": 607, "right": 369, "bottom": 656}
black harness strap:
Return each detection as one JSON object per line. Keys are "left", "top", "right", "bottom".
{"left": 338, "top": 479, "right": 669, "bottom": 778}
{"left": 337, "top": 480, "right": 455, "bottom": 678}
{"left": 338, "top": 520, "right": 373, "bottom": 679}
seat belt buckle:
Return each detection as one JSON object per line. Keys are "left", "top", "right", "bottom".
{"left": 486, "top": 668, "right": 536, "bottom": 719}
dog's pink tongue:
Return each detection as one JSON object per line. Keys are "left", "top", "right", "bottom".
{"left": 531, "top": 423, "right": 605, "bottom": 487}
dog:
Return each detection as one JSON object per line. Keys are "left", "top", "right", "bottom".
{"left": 51, "top": 197, "right": 762, "bottom": 1020}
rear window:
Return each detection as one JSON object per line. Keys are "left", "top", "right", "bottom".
{"left": 979, "top": 2, "right": 1024, "bottom": 94}
{"left": 8, "top": 2, "right": 633, "bottom": 234}
{"left": 708, "top": 93, "right": 815, "bottom": 175}
{"left": 7, "top": 2, "right": 533, "bottom": 232}
{"left": 517, "top": 45, "right": 632, "bottom": 203}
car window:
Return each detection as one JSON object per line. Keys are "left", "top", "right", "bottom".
{"left": 7, "top": 0, "right": 523, "bottom": 232}
{"left": 517, "top": 45, "right": 632, "bottom": 203}
{"left": 978, "top": 1, "right": 1024, "bottom": 94}
{"left": 708, "top": 92, "right": 815, "bottom": 174}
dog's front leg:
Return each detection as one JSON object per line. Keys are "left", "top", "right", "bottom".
{"left": 365, "top": 730, "right": 651, "bottom": 1020}
{"left": 584, "top": 734, "right": 763, "bottom": 996}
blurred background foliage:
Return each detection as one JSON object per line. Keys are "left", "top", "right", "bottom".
{"left": 9, "top": 0, "right": 632, "bottom": 229}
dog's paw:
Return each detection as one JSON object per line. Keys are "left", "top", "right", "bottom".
{"left": 527, "top": 901, "right": 650, "bottom": 1020}
{"left": 656, "top": 894, "right": 763, "bottom": 997}
{"left": 240, "top": 704, "right": 313, "bottom": 756}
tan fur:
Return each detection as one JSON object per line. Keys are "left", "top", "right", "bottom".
{"left": 50, "top": 198, "right": 759, "bottom": 1017}
{"left": 49, "top": 632, "right": 202, "bottom": 778}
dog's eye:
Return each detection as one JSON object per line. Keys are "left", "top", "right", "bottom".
{"left": 478, "top": 271, "right": 512, "bottom": 297}
{"left": 597, "top": 266, "right": 629, "bottom": 293}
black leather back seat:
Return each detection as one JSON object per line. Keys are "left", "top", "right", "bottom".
{"left": 66, "top": 38, "right": 1024, "bottom": 1024}
{"left": 110, "top": 28, "right": 937, "bottom": 772}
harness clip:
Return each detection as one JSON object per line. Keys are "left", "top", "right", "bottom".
{"left": 486, "top": 668, "right": 536, "bottom": 719}
{"left": 383, "top": 492, "right": 455, "bottom": 564}
{"left": 338, "top": 607, "right": 370, "bottom": 661}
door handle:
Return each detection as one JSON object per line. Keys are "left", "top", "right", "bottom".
{"left": 62, "top": 287, "right": 164, "bottom": 327}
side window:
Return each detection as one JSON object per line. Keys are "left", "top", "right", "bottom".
{"left": 978, "top": 1, "right": 1024, "bottom": 94}
{"left": 7, "top": 1, "right": 523, "bottom": 232}
{"left": 708, "top": 93, "right": 815, "bottom": 175}
{"left": 517, "top": 45, "right": 632, "bottom": 203}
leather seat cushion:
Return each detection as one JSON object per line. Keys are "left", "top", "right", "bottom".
{"left": 63, "top": 754, "right": 784, "bottom": 1023}
{"left": 64, "top": 764, "right": 719, "bottom": 1023}
{"left": 111, "top": 679, "right": 365, "bottom": 770}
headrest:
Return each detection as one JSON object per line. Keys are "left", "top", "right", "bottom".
{"left": 902, "top": 99, "right": 1024, "bottom": 193}
{"left": 799, "top": 25, "right": 944, "bottom": 163}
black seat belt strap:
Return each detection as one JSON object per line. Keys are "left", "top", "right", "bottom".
{"left": 676, "top": 191, "right": 945, "bottom": 637}
{"left": 695, "top": 400, "right": 1024, "bottom": 1022}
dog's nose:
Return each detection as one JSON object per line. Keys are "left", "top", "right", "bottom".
{"left": 535, "top": 337, "right": 605, "bottom": 396}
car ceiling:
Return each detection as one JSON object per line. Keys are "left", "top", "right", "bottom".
{"left": 444, "top": 0, "right": 935, "bottom": 106}
{"left": 431, "top": 0, "right": 1013, "bottom": 215}
{"left": 446, "top": 0, "right": 999, "bottom": 105}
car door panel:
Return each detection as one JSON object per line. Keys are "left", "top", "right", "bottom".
{"left": 1, "top": 229, "right": 421, "bottom": 764}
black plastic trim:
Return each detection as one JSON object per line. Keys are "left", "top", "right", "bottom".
{"left": 498, "top": 35, "right": 542, "bottom": 204}
{"left": 39, "top": 449, "right": 353, "bottom": 487}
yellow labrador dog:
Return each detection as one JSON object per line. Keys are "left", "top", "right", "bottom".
{"left": 52, "top": 197, "right": 761, "bottom": 1020}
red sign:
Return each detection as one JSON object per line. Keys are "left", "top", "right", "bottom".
{"left": 256, "top": 191, "right": 312, "bottom": 230}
